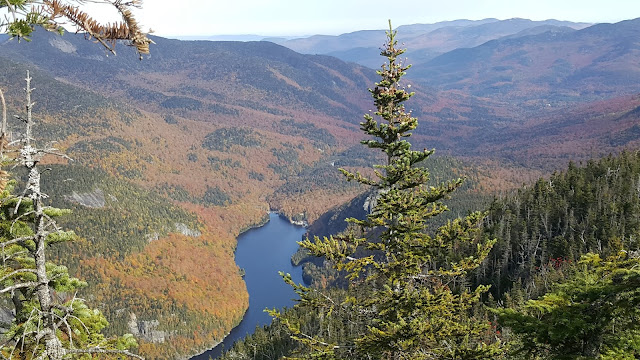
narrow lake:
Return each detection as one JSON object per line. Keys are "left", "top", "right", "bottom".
{"left": 191, "top": 212, "right": 306, "bottom": 359}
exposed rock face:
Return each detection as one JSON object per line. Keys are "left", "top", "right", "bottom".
{"left": 0, "top": 306, "right": 13, "bottom": 328}
{"left": 362, "top": 192, "right": 376, "bottom": 214}
{"left": 145, "top": 232, "right": 160, "bottom": 243}
{"left": 128, "top": 313, "right": 165, "bottom": 343}
{"left": 48, "top": 37, "right": 76, "bottom": 54}
{"left": 64, "top": 188, "right": 106, "bottom": 208}
{"left": 175, "top": 223, "right": 201, "bottom": 237}
{"left": 127, "top": 313, "right": 138, "bottom": 335}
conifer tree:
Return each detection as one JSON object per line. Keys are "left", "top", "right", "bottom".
{"left": 497, "top": 251, "right": 640, "bottom": 359}
{"left": 0, "top": 0, "right": 152, "bottom": 56}
{"left": 272, "top": 21, "right": 501, "bottom": 360}
{"left": 0, "top": 72, "right": 141, "bottom": 359}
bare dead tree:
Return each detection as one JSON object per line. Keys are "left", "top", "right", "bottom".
{"left": 0, "top": 87, "right": 6, "bottom": 139}
{"left": 0, "top": 71, "right": 143, "bottom": 359}
{"left": 0, "top": 87, "right": 8, "bottom": 193}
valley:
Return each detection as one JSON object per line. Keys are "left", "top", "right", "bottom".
{"left": 0, "top": 15, "right": 639, "bottom": 359}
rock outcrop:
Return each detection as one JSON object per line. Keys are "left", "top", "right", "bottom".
{"left": 128, "top": 313, "right": 166, "bottom": 344}
{"left": 64, "top": 188, "right": 106, "bottom": 208}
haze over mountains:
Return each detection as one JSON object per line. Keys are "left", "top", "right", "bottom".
{"left": 414, "top": 18, "right": 640, "bottom": 102}
{"left": 1, "top": 16, "right": 640, "bottom": 359}
{"left": 270, "top": 18, "right": 591, "bottom": 68}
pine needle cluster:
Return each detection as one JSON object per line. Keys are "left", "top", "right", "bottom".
{"left": 1, "top": 0, "right": 152, "bottom": 56}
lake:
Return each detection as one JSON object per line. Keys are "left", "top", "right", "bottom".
{"left": 190, "top": 212, "right": 307, "bottom": 359}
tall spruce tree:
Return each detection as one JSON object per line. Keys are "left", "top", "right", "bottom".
{"left": 271, "top": 22, "right": 501, "bottom": 360}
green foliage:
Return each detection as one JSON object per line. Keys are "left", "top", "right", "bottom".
{"left": 474, "top": 151, "right": 640, "bottom": 358}
{"left": 206, "top": 103, "right": 240, "bottom": 117}
{"left": 207, "top": 156, "right": 242, "bottom": 170}
{"left": 0, "top": 61, "right": 135, "bottom": 138}
{"left": 157, "top": 182, "right": 234, "bottom": 208}
{"left": 0, "top": 170, "right": 139, "bottom": 359}
{"left": 496, "top": 251, "right": 640, "bottom": 359}
{"left": 268, "top": 144, "right": 305, "bottom": 179}
{"left": 277, "top": 118, "right": 337, "bottom": 148}
{"left": 269, "top": 22, "right": 501, "bottom": 359}
{"left": 203, "top": 185, "right": 232, "bottom": 207}
{"left": 1, "top": 0, "right": 57, "bottom": 40}
{"left": 608, "top": 124, "right": 640, "bottom": 147}
{"left": 0, "top": 72, "right": 144, "bottom": 358}
{"left": 270, "top": 158, "right": 362, "bottom": 203}
{"left": 481, "top": 151, "right": 640, "bottom": 298}
{"left": 271, "top": 146, "right": 300, "bottom": 163}
{"left": 163, "top": 114, "right": 178, "bottom": 124}
{"left": 218, "top": 311, "right": 298, "bottom": 360}
{"left": 201, "top": 127, "right": 262, "bottom": 152}
{"left": 159, "top": 183, "right": 193, "bottom": 203}
{"left": 69, "top": 136, "right": 133, "bottom": 157}
{"left": 160, "top": 96, "right": 202, "bottom": 111}
{"left": 1, "top": 0, "right": 151, "bottom": 56}
{"left": 248, "top": 171, "right": 265, "bottom": 181}
{"left": 34, "top": 165, "right": 200, "bottom": 260}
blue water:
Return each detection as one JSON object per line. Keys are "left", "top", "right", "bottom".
{"left": 190, "top": 212, "right": 306, "bottom": 359}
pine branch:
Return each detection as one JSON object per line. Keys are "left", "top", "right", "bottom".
{"left": 42, "top": 0, "right": 152, "bottom": 55}
{"left": 0, "top": 281, "right": 40, "bottom": 294}
{"left": 0, "top": 234, "right": 38, "bottom": 247}
{"left": 0, "top": 268, "right": 37, "bottom": 283}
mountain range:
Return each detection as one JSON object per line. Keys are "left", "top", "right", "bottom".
{"left": 412, "top": 18, "right": 640, "bottom": 105}
{"left": 1, "top": 16, "right": 639, "bottom": 359}
{"left": 272, "top": 18, "right": 591, "bottom": 68}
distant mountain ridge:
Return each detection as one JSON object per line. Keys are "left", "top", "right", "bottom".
{"left": 3, "top": 18, "right": 639, "bottom": 171}
{"left": 0, "top": 30, "right": 378, "bottom": 125}
{"left": 412, "top": 17, "right": 640, "bottom": 106}
{"left": 271, "top": 18, "right": 591, "bottom": 68}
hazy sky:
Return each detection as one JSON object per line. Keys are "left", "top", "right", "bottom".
{"left": 86, "top": 0, "right": 640, "bottom": 37}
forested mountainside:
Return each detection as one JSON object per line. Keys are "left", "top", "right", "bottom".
{"left": 412, "top": 18, "right": 640, "bottom": 105}
{"left": 272, "top": 18, "right": 640, "bottom": 169}
{"left": 4, "top": 23, "right": 640, "bottom": 170}
{"left": 1, "top": 17, "right": 640, "bottom": 359}
{"left": 0, "top": 62, "right": 256, "bottom": 358}
{"left": 292, "top": 155, "right": 493, "bottom": 286}
{"left": 480, "top": 151, "right": 640, "bottom": 296}
{"left": 219, "top": 150, "right": 640, "bottom": 360}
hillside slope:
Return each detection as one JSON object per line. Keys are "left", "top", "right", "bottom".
{"left": 412, "top": 18, "right": 640, "bottom": 106}
{"left": 0, "top": 61, "right": 264, "bottom": 358}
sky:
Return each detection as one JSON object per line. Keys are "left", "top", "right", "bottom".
{"left": 84, "top": 0, "right": 640, "bottom": 37}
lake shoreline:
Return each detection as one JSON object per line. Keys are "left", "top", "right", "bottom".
{"left": 189, "top": 212, "right": 307, "bottom": 360}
